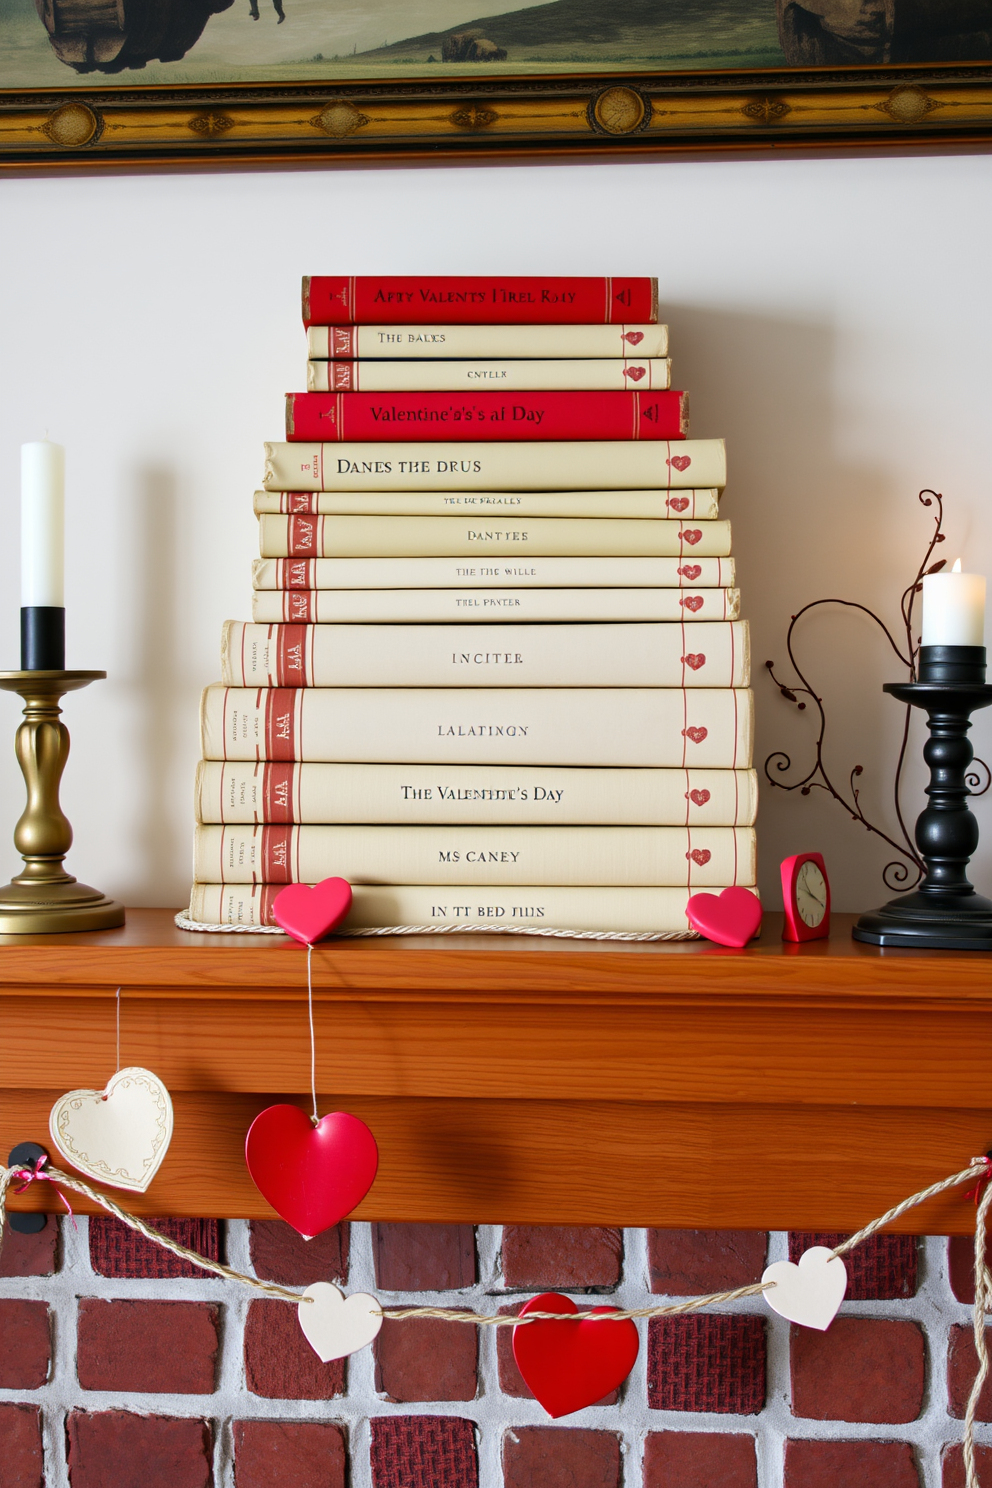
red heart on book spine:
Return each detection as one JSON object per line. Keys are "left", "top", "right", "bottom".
{"left": 623, "top": 365, "right": 646, "bottom": 381}
{"left": 683, "top": 726, "right": 708, "bottom": 744}
{"left": 668, "top": 497, "right": 689, "bottom": 512}
{"left": 512, "top": 1293, "right": 639, "bottom": 1419}
{"left": 686, "top": 789, "right": 711, "bottom": 807}
{"left": 678, "top": 564, "right": 702, "bottom": 580}
{"left": 623, "top": 331, "right": 645, "bottom": 345}
{"left": 681, "top": 596, "right": 704, "bottom": 613}
{"left": 682, "top": 529, "right": 702, "bottom": 546}
{"left": 686, "top": 887, "right": 762, "bottom": 948}
{"left": 272, "top": 878, "right": 353, "bottom": 945}
{"left": 687, "top": 848, "right": 712, "bottom": 866}
{"left": 681, "top": 654, "right": 706, "bottom": 671}
{"left": 668, "top": 455, "right": 692, "bottom": 472}
{"left": 246, "top": 1104, "right": 378, "bottom": 1239}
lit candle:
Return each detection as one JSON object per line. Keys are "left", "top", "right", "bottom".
{"left": 20, "top": 441, "right": 66, "bottom": 670}
{"left": 921, "top": 558, "right": 986, "bottom": 648}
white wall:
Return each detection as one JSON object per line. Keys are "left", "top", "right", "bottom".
{"left": 0, "top": 153, "right": 990, "bottom": 913}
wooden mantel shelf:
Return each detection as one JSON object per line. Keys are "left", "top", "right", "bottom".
{"left": 1, "top": 909, "right": 989, "bottom": 1235}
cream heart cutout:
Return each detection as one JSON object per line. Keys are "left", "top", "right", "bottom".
{"left": 298, "top": 1282, "right": 383, "bottom": 1361}
{"left": 49, "top": 1067, "right": 173, "bottom": 1194}
{"left": 762, "top": 1246, "right": 847, "bottom": 1330}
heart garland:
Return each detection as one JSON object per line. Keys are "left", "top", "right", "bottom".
{"left": 761, "top": 1246, "right": 848, "bottom": 1331}
{"left": 512, "top": 1293, "right": 640, "bottom": 1417}
{"left": 245, "top": 1104, "right": 378, "bottom": 1240}
{"left": 298, "top": 1281, "right": 383, "bottom": 1360}
{"left": 49, "top": 1067, "right": 173, "bottom": 1194}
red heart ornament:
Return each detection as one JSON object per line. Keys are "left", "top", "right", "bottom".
{"left": 623, "top": 331, "right": 644, "bottom": 345}
{"left": 667, "top": 496, "right": 689, "bottom": 513}
{"left": 682, "top": 529, "right": 702, "bottom": 546}
{"left": 686, "top": 788, "right": 711, "bottom": 807}
{"left": 687, "top": 848, "right": 712, "bottom": 866}
{"left": 686, "top": 887, "right": 762, "bottom": 947}
{"left": 681, "top": 596, "right": 704, "bottom": 613}
{"left": 245, "top": 1104, "right": 378, "bottom": 1238}
{"left": 668, "top": 454, "right": 692, "bottom": 472}
{"left": 682, "top": 726, "right": 708, "bottom": 744}
{"left": 272, "top": 878, "right": 353, "bottom": 945}
{"left": 623, "top": 365, "right": 646, "bottom": 381}
{"left": 678, "top": 564, "right": 702, "bottom": 580}
{"left": 512, "top": 1293, "right": 639, "bottom": 1418}
{"left": 681, "top": 653, "right": 706, "bottom": 671}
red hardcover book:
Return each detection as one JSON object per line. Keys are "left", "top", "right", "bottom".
{"left": 285, "top": 390, "right": 688, "bottom": 443}
{"left": 302, "top": 276, "right": 658, "bottom": 327}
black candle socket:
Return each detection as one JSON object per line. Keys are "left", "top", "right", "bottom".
{"left": 20, "top": 607, "right": 65, "bottom": 671}
{"left": 854, "top": 645, "right": 992, "bottom": 950}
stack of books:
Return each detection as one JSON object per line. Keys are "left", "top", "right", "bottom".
{"left": 187, "top": 275, "right": 757, "bottom": 937}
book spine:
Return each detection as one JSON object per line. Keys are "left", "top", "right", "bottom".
{"left": 189, "top": 881, "right": 753, "bottom": 935}
{"left": 263, "top": 440, "right": 726, "bottom": 492}
{"left": 307, "top": 359, "right": 672, "bottom": 393}
{"left": 302, "top": 276, "right": 659, "bottom": 327}
{"left": 250, "top": 587, "right": 741, "bottom": 625}
{"left": 194, "top": 823, "right": 756, "bottom": 889}
{"left": 285, "top": 391, "right": 688, "bottom": 443}
{"left": 200, "top": 686, "right": 754, "bottom": 768}
{"left": 251, "top": 556, "right": 736, "bottom": 589}
{"left": 195, "top": 760, "right": 758, "bottom": 827}
{"left": 221, "top": 620, "right": 750, "bottom": 689}
{"left": 258, "top": 514, "right": 732, "bottom": 560}
{"left": 253, "top": 490, "right": 721, "bottom": 519}
{"left": 307, "top": 324, "right": 670, "bottom": 360}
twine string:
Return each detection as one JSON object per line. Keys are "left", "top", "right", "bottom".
{"left": 964, "top": 1169, "right": 992, "bottom": 1488}
{"left": 173, "top": 911, "right": 697, "bottom": 943}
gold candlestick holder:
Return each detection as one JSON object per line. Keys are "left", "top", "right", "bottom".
{"left": 0, "top": 671, "right": 124, "bottom": 933}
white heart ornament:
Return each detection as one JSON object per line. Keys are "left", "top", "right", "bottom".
{"left": 49, "top": 1067, "right": 173, "bottom": 1194}
{"left": 298, "top": 1282, "right": 383, "bottom": 1362}
{"left": 762, "top": 1246, "right": 847, "bottom": 1331}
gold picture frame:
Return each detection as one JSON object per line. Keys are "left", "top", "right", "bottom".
{"left": 3, "top": 0, "right": 992, "bottom": 170}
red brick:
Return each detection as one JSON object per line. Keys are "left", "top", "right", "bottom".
{"left": 942, "top": 1444, "right": 992, "bottom": 1486}
{"left": 244, "top": 1298, "right": 345, "bottom": 1400}
{"left": 0, "top": 1301, "right": 50, "bottom": 1389}
{"left": 949, "top": 1236, "right": 992, "bottom": 1304}
{"left": 791, "top": 1318, "right": 924, "bottom": 1423}
{"left": 502, "top": 1426, "right": 621, "bottom": 1488}
{"left": 249, "top": 1220, "right": 348, "bottom": 1287}
{"left": 66, "top": 1410, "right": 213, "bottom": 1488}
{"left": 783, "top": 1438, "right": 919, "bottom": 1488}
{"left": 233, "top": 1420, "right": 346, "bottom": 1488}
{"left": 0, "top": 1403, "right": 43, "bottom": 1488}
{"left": 948, "top": 1324, "right": 992, "bottom": 1419}
{"left": 501, "top": 1227, "right": 622, "bottom": 1290}
{"left": 89, "top": 1217, "right": 221, "bottom": 1279}
{"left": 648, "top": 1232, "right": 767, "bottom": 1296}
{"left": 0, "top": 1215, "right": 57, "bottom": 1277}
{"left": 374, "top": 1314, "right": 477, "bottom": 1402}
{"left": 648, "top": 1315, "right": 766, "bottom": 1414}
{"left": 370, "top": 1415, "right": 477, "bottom": 1488}
{"left": 372, "top": 1223, "right": 475, "bottom": 1291}
{"left": 77, "top": 1299, "right": 219, "bottom": 1394}
{"left": 643, "top": 1431, "right": 757, "bottom": 1488}
{"left": 789, "top": 1231, "right": 918, "bottom": 1300}
{"left": 496, "top": 1302, "right": 618, "bottom": 1405}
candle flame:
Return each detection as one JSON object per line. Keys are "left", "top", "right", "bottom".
{"left": 952, "top": 558, "right": 963, "bottom": 573}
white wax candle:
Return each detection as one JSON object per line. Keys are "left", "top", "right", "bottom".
{"left": 921, "top": 558, "right": 986, "bottom": 647}
{"left": 21, "top": 441, "right": 65, "bottom": 608}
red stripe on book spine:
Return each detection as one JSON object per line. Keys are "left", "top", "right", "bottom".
{"left": 276, "top": 625, "right": 308, "bottom": 687}
{"left": 262, "top": 825, "right": 293, "bottom": 884}
{"left": 303, "top": 277, "right": 656, "bottom": 326}
{"left": 264, "top": 763, "right": 295, "bottom": 823}
{"left": 265, "top": 690, "right": 298, "bottom": 761}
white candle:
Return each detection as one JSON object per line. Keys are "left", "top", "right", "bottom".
{"left": 21, "top": 441, "right": 65, "bottom": 609}
{"left": 921, "top": 558, "right": 986, "bottom": 647}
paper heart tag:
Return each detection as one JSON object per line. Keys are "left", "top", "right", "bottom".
{"left": 298, "top": 1282, "right": 382, "bottom": 1360}
{"left": 49, "top": 1067, "right": 173, "bottom": 1193}
{"left": 246, "top": 1104, "right": 378, "bottom": 1238}
{"left": 273, "top": 877, "right": 352, "bottom": 945}
{"left": 762, "top": 1247, "right": 847, "bottom": 1330}
{"left": 686, "top": 887, "right": 762, "bottom": 947}
{"left": 512, "top": 1293, "right": 639, "bottom": 1419}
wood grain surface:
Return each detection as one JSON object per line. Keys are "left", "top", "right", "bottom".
{"left": 1, "top": 910, "right": 988, "bottom": 1231}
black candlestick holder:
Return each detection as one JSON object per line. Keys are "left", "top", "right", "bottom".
{"left": 853, "top": 645, "right": 992, "bottom": 950}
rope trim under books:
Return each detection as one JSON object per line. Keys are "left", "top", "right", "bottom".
{"left": 173, "top": 911, "right": 699, "bottom": 942}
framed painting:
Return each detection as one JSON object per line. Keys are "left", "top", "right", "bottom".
{"left": 2, "top": 0, "right": 992, "bottom": 167}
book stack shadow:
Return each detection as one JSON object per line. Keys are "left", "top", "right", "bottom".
{"left": 188, "top": 275, "right": 757, "bottom": 936}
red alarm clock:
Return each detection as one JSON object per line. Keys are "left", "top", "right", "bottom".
{"left": 781, "top": 852, "right": 831, "bottom": 942}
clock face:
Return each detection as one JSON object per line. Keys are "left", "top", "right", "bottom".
{"left": 796, "top": 861, "right": 828, "bottom": 926}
